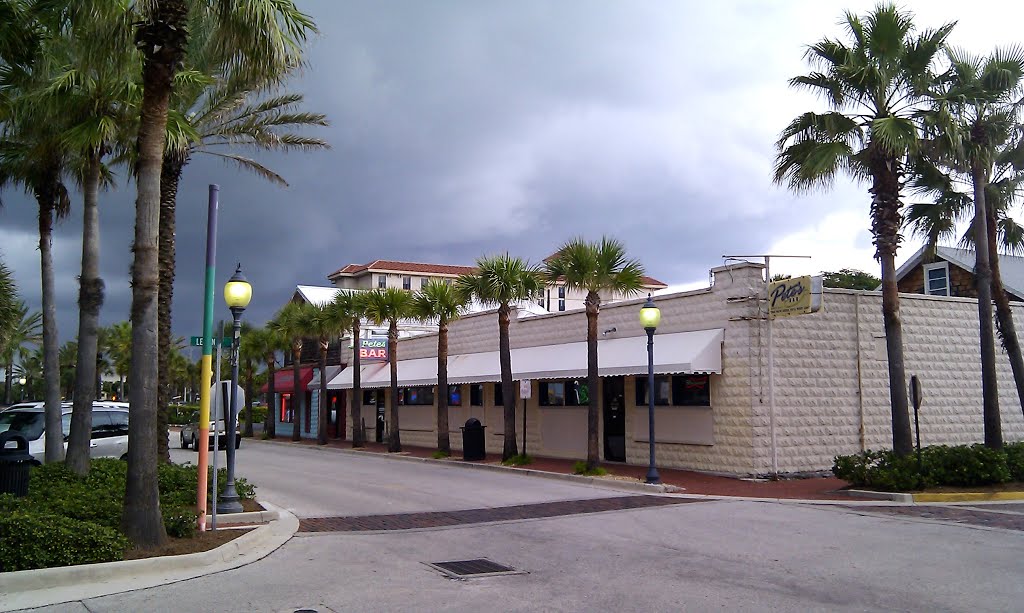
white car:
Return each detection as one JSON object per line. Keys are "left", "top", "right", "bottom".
{"left": 0, "top": 401, "right": 130, "bottom": 464}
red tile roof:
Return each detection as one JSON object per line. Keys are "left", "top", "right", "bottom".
{"left": 328, "top": 260, "right": 476, "bottom": 280}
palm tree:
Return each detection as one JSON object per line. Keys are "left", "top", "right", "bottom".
{"left": 104, "top": 321, "right": 132, "bottom": 401}
{"left": 297, "top": 302, "right": 347, "bottom": 445}
{"left": 270, "top": 302, "right": 312, "bottom": 442}
{"left": 909, "top": 48, "right": 1024, "bottom": 442}
{"left": 0, "top": 259, "right": 18, "bottom": 374}
{"left": 412, "top": 280, "right": 469, "bottom": 454}
{"left": 0, "top": 11, "right": 72, "bottom": 463}
{"left": 331, "top": 290, "right": 368, "bottom": 447}
{"left": 237, "top": 322, "right": 263, "bottom": 438}
{"left": 362, "top": 288, "right": 414, "bottom": 453}
{"left": 244, "top": 324, "right": 284, "bottom": 438}
{"left": 773, "top": 5, "right": 953, "bottom": 456}
{"left": 1, "top": 301, "right": 41, "bottom": 404}
{"left": 545, "top": 237, "right": 645, "bottom": 470}
{"left": 122, "top": 0, "right": 316, "bottom": 549}
{"left": 154, "top": 27, "right": 328, "bottom": 465}
{"left": 458, "top": 254, "right": 545, "bottom": 461}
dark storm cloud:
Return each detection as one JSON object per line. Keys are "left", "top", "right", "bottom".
{"left": 1, "top": 1, "right": 885, "bottom": 342}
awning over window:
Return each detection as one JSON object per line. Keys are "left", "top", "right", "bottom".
{"left": 327, "top": 329, "right": 723, "bottom": 390}
{"left": 260, "top": 366, "right": 314, "bottom": 394}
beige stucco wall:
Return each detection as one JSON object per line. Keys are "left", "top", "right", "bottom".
{"left": 343, "top": 261, "right": 1024, "bottom": 476}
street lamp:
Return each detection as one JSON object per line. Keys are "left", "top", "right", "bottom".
{"left": 217, "top": 264, "right": 252, "bottom": 514}
{"left": 18, "top": 377, "right": 26, "bottom": 401}
{"left": 639, "top": 294, "right": 661, "bottom": 485}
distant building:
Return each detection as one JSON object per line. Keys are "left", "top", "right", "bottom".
{"left": 895, "top": 245, "right": 1024, "bottom": 301}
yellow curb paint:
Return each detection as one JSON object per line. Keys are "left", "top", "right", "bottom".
{"left": 912, "top": 491, "right": 1024, "bottom": 503}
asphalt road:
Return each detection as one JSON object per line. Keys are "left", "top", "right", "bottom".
{"left": 28, "top": 440, "right": 1024, "bottom": 612}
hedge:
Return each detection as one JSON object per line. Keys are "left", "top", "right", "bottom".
{"left": 0, "top": 511, "right": 128, "bottom": 572}
{"left": 833, "top": 442, "right": 1024, "bottom": 491}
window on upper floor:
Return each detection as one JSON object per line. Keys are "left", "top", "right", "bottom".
{"left": 378, "top": 275, "right": 386, "bottom": 289}
{"left": 924, "top": 262, "right": 949, "bottom": 296}
{"left": 420, "top": 277, "right": 428, "bottom": 289}
{"left": 403, "top": 276, "right": 411, "bottom": 290}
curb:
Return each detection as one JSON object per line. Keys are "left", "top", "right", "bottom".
{"left": 912, "top": 491, "right": 1024, "bottom": 503}
{"left": 0, "top": 501, "right": 298, "bottom": 612}
{"left": 839, "top": 489, "right": 914, "bottom": 503}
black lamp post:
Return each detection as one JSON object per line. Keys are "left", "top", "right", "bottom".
{"left": 217, "top": 264, "right": 252, "bottom": 514}
{"left": 18, "top": 377, "right": 26, "bottom": 401}
{"left": 639, "top": 294, "right": 661, "bottom": 484}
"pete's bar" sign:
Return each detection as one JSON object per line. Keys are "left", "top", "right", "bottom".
{"left": 359, "top": 338, "right": 388, "bottom": 361}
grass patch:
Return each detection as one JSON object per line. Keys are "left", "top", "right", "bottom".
{"left": 432, "top": 450, "right": 450, "bottom": 459}
{"left": 502, "top": 454, "right": 533, "bottom": 466}
{"left": 573, "top": 461, "right": 608, "bottom": 476}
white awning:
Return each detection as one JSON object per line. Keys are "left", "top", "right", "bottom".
{"left": 327, "top": 329, "right": 724, "bottom": 389}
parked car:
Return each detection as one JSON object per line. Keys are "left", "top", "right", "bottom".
{"left": 179, "top": 412, "right": 241, "bottom": 451}
{"left": 0, "top": 401, "right": 130, "bottom": 464}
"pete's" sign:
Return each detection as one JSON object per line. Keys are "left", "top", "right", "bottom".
{"left": 359, "top": 338, "right": 388, "bottom": 361}
{"left": 767, "top": 275, "right": 823, "bottom": 318}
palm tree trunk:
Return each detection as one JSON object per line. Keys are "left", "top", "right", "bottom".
{"left": 869, "top": 148, "right": 912, "bottom": 456}
{"left": 317, "top": 341, "right": 328, "bottom": 445}
{"left": 585, "top": 292, "right": 600, "bottom": 471}
{"left": 291, "top": 343, "right": 302, "bottom": 442}
{"left": 123, "top": 0, "right": 187, "bottom": 548}
{"left": 243, "top": 359, "right": 254, "bottom": 437}
{"left": 498, "top": 304, "right": 517, "bottom": 461}
{"left": 36, "top": 191, "right": 63, "bottom": 464}
{"left": 436, "top": 323, "right": 450, "bottom": 453}
{"left": 68, "top": 150, "right": 105, "bottom": 475}
{"left": 988, "top": 204, "right": 1024, "bottom": 418}
{"left": 351, "top": 320, "right": 363, "bottom": 447}
{"left": 156, "top": 156, "right": 185, "bottom": 464}
{"left": 388, "top": 321, "right": 401, "bottom": 452}
{"left": 265, "top": 357, "right": 277, "bottom": 438}
{"left": 969, "top": 164, "right": 1001, "bottom": 448}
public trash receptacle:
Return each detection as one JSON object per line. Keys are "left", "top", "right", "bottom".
{"left": 461, "top": 417, "right": 486, "bottom": 461}
{"left": 0, "top": 431, "right": 33, "bottom": 497}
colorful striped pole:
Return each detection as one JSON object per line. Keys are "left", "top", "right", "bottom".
{"left": 196, "top": 184, "right": 219, "bottom": 531}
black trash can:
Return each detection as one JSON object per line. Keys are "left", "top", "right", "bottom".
{"left": 0, "top": 431, "right": 33, "bottom": 497}
{"left": 461, "top": 418, "right": 486, "bottom": 461}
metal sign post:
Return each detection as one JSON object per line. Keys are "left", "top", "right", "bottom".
{"left": 910, "top": 375, "right": 923, "bottom": 487}
{"left": 519, "top": 380, "right": 532, "bottom": 455}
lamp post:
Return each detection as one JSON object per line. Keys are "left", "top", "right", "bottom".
{"left": 639, "top": 294, "right": 661, "bottom": 484}
{"left": 18, "top": 377, "right": 26, "bottom": 401}
{"left": 217, "top": 264, "right": 252, "bottom": 514}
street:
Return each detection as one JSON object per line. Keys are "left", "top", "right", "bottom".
{"left": 25, "top": 440, "right": 1024, "bottom": 612}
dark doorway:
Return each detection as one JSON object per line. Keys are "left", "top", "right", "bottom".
{"left": 375, "top": 390, "right": 386, "bottom": 443}
{"left": 603, "top": 377, "right": 625, "bottom": 462}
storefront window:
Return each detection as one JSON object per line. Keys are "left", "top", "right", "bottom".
{"left": 448, "top": 385, "right": 462, "bottom": 406}
{"left": 493, "top": 383, "right": 504, "bottom": 406}
{"left": 280, "top": 393, "right": 294, "bottom": 423}
{"left": 470, "top": 384, "right": 483, "bottom": 406}
{"left": 539, "top": 380, "right": 588, "bottom": 406}
{"left": 401, "top": 386, "right": 434, "bottom": 406}
{"left": 635, "top": 375, "right": 710, "bottom": 407}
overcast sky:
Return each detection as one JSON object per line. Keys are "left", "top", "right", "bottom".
{"left": 2, "top": 0, "right": 1022, "bottom": 344}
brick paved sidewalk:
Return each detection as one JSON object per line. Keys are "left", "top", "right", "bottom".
{"left": 269, "top": 435, "right": 859, "bottom": 501}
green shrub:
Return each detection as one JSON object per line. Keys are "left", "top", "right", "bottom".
{"left": 0, "top": 511, "right": 128, "bottom": 571}
{"left": 573, "top": 461, "right": 608, "bottom": 476}
{"left": 163, "top": 507, "right": 199, "bottom": 538}
{"left": 502, "top": 454, "right": 533, "bottom": 466}
{"left": 1004, "top": 442, "right": 1024, "bottom": 481}
{"left": 432, "top": 450, "right": 450, "bottom": 459}
{"left": 834, "top": 444, "right": 1020, "bottom": 491}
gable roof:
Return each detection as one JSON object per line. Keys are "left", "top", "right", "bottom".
{"left": 894, "top": 245, "right": 1024, "bottom": 299}
{"left": 328, "top": 260, "right": 476, "bottom": 280}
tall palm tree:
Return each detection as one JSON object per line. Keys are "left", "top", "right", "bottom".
{"left": 237, "top": 322, "right": 263, "bottom": 438}
{"left": 910, "top": 48, "right": 1024, "bottom": 440}
{"left": 458, "top": 254, "right": 545, "bottom": 461}
{"left": 122, "top": 0, "right": 315, "bottom": 549}
{"left": 545, "top": 237, "right": 645, "bottom": 470}
{"left": 773, "top": 5, "right": 953, "bottom": 456}
{"left": 154, "top": 29, "right": 327, "bottom": 465}
{"left": 297, "top": 302, "right": 347, "bottom": 445}
{"left": 412, "top": 280, "right": 469, "bottom": 454}
{"left": 104, "top": 321, "right": 132, "bottom": 401}
{"left": 1, "top": 301, "right": 41, "bottom": 404}
{"left": 244, "top": 324, "right": 284, "bottom": 438}
{"left": 362, "top": 288, "right": 414, "bottom": 453}
{"left": 270, "top": 301, "right": 312, "bottom": 442}
{"left": 0, "top": 11, "right": 72, "bottom": 463}
{"left": 0, "top": 259, "right": 18, "bottom": 376}
{"left": 331, "top": 290, "right": 367, "bottom": 447}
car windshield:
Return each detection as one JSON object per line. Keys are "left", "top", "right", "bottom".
{"left": 0, "top": 411, "right": 45, "bottom": 441}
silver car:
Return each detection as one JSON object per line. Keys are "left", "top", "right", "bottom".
{"left": 0, "top": 401, "right": 130, "bottom": 464}
{"left": 179, "top": 412, "right": 241, "bottom": 451}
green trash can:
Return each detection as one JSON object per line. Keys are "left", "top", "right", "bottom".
{"left": 0, "top": 431, "right": 33, "bottom": 497}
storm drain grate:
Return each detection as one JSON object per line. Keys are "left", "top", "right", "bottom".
{"left": 425, "top": 558, "right": 524, "bottom": 579}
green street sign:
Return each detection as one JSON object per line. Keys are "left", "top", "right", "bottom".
{"left": 190, "top": 336, "right": 231, "bottom": 348}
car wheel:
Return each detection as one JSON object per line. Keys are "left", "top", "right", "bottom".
{"left": 192, "top": 434, "right": 199, "bottom": 452}
{"left": 120, "top": 453, "right": 128, "bottom": 461}
{"left": 180, "top": 432, "right": 188, "bottom": 449}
